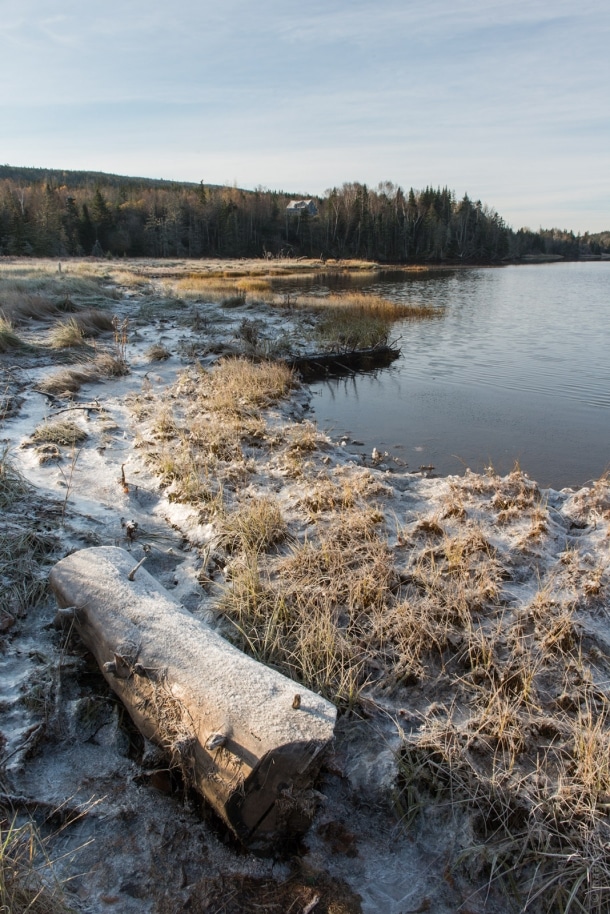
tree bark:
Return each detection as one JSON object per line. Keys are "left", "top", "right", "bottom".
{"left": 49, "top": 546, "right": 336, "bottom": 852}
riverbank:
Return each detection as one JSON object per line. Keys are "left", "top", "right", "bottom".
{"left": 1, "top": 259, "right": 609, "bottom": 913}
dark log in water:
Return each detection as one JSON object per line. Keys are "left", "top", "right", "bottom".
{"left": 287, "top": 345, "right": 400, "bottom": 380}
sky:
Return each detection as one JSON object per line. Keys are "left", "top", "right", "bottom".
{"left": 1, "top": 0, "right": 609, "bottom": 234}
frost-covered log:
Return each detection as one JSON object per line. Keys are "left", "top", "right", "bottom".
{"left": 49, "top": 546, "right": 336, "bottom": 851}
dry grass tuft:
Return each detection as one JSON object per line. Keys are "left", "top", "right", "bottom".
{"left": 299, "top": 476, "right": 357, "bottom": 516}
{"left": 0, "top": 290, "right": 61, "bottom": 324}
{"left": 0, "top": 318, "right": 23, "bottom": 352}
{"left": 285, "top": 292, "right": 441, "bottom": 351}
{"left": 0, "top": 452, "right": 57, "bottom": 621}
{"left": 38, "top": 353, "right": 128, "bottom": 396}
{"left": 72, "top": 308, "right": 115, "bottom": 336}
{"left": 171, "top": 276, "right": 245, "bottom": 304}
{"left": 284, "top": 421, "right": 324, "bottom": 455}
{"left": 146, "top": 343, "right": 171, "bottom": 361}
{"left": 31, "top": 420, "right": 88, "bottom": 447}
{"left": 151, "top": 406, "right": 179, "bottom": 441}
{"left": 139, "top": 359, "right": 297, "bottom": 508}
{"left": 220, "top": 497, "right": 287, "bottom": 554}
{"left": 0, "top": 283, "right": 85, "bottom": 327}
{"left": 37, "top": 368, "right": 93, "bottom": 396}
{"left": 295, "top": 291, "right": 439, "bottom": 321}
{"left": 93, "top": 352, "right": 128, "bottom": 378}
{"left": 201, "top": 357, "right": 297, "bottom": 415}
{"left": 567, "top": 471, "right": 610, "bottom": 524}
{"left": 48, "top": 318, "right": 87, "bottom": 349}
{"left": 314, "top": 308, "right": 391, "bottom": 350}
{"left": 235, "top": 277, "right": 273, "bottom": 294}
{"left": 0, "top": 450, "right": 30, "bottom": 509}
{"left": 0, "top": 815, "right": 72, "bottom": 914}
{"left": 221, "top": 511, "right": 396, "bottom": 707}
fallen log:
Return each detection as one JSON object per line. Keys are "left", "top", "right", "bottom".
{"left": 287, "top": 345, "right": 400, "bottom": 380}
{"left": 49, "top": 546, "right": 337, "bottom": 852}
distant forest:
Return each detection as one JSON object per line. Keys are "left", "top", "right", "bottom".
{"left": 1, "top": 165, "right": 608, "bottom": 263}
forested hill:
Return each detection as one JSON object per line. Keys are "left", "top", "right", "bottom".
{"left": 0, "top": 165, "right": 208, "bottom": 192}
{"left": 0, "top": 165, "right": 607, "bottom": 263}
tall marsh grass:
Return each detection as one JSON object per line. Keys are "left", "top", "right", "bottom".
{"left": 295, "top": 291, "right": 439, "bottom": 321}
{"left": 292, "top": 292, "right": 441, "bottom": 350}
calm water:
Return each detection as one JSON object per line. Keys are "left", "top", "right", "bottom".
{"left": 310, "top": 262, "right": 610, "bottom": 489}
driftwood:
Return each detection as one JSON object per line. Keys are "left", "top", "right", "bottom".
{"left": 49, "top": 546, "right": 336, "bottom": 852}
{"left": 288, "top": 345, "right": 400, "bottom": 381}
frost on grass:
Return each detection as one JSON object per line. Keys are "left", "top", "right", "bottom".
{"left": 0, "top": 452, "right": 57, "bottom": 632}
{"left": 3, "top": 262, "right": 605, "bottom": 911}
{"left": 138, "top": 360, "right": 610, "bottom": 910}
{"left": 31, "top": 420, "right": 88, "bottom": 447}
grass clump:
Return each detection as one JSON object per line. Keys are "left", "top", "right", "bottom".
{"left": 0, "top": 526, "right": 57, "bottom": 617}
{"left": 203, "top": 358, "right": 297, "bottom": 415}
{"left": 93, "top": 352, "right": 128, "bottom": 378}
{"left": 296, "top": 290, "right": 439, "bottom": 319}
{"left": 0, "top": 290, "right": 61, "bottom": 324}
{"left": 0, "top": 450, "right": 30, "bottom": 509}
{"left": 38, "top": 353, "right": 128, "bottom": 396}
{"left": 314, "top": 309, "right": 391, "bottom": 350}
{"left": 48, "top": 318, "right": 86, "bottom": 349}
{"left": 171, "top": 276, "right": 242, "bottom": 303}
{"left": 146, "top": 343, "right": 171, "bottom": 361}
{"left": 139, "top": 359, "right": 297, "bottom": 506}
{"left": 0, "top": 815, "right": 72, "bottom": 914}
{"left": 0, "top": 265, "right": 122, "bottom": 327}
{"left": 31, "top": 420, "right": 87, "bottom": 447}
{"left": 170, "top": 274, "right": 271, "bottom": 304}
{"left": 37, "top": 369, "right": 93, "bottom": 396}
{"left": 220, "top": 497, "right": 287, "bottom": 554}
{"left": 72, "top": 308, "right": 115, "bottom": 337}
{"left": 221, "top": 510, "right": 395, "bottom": 707}
{"left": 0, "top": 452, "right": 57, "bottom": 621}
{"left": 236, "top": 277, "right": 273, "bottom": 294}
{"left": 290, "top": 292, "right": 441, "bottom": 351}
{"left": 157, "top": 447, "right": 222, "bottom": 508}
{"left": 0, "top": 318, "right": 23, "bottom": 352}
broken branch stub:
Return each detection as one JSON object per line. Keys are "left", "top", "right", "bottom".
{"left": 49, "top": 546, "right": 336, "bottom": 852}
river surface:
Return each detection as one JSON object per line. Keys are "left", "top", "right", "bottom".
{"left": 306, "top": 262, "right": 610, "bottom": 490}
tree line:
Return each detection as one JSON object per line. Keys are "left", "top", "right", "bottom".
{"left": 0, "top": 166, "right": 607, "bottom": 263}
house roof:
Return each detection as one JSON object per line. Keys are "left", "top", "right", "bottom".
{"left": 286, "top": 199, "right": 318, "bottom": 213}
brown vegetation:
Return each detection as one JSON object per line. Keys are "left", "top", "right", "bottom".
{"left": 2, "top": 260, "right": 609, "bottom": 911}
{"left": 135, "top": 354, "right": 610, "bottom": 910}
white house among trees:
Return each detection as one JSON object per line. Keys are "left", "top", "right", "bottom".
{"left": 286, "top": 199, "right": 318, "bottom": 216}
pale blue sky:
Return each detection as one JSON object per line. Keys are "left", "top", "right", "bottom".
{"left": 1, "top": 0, "right": 608, "bottom": 233}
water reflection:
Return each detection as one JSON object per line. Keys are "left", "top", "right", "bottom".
{"left": 306, "top": 263, "right": 610, "bottom": 489}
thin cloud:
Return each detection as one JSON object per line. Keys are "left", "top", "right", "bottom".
{"left": 1, "top": 0, "right": 608, "bottom": 232}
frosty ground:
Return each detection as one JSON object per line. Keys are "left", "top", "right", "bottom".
{"left": 1, "top": 259, "right": 609, "bottom": 914}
